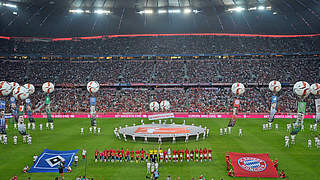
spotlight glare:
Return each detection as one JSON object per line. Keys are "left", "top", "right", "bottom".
{"left": 235, "top": 7, "right": 245, "bottom": 12}
{"left": 184, "top": 9, "right": 192, "bottom": 14}
{"left": 94, "top": 9, "right": 110, "bottom": 14}
{"left": 69, "top": 9, "right": 84, "bottom": 13}
{"left": 258, "top": 6, "right": 265, "bottom": 10}
{"left": 168, "top": 9, "right": 181, "bottom": 13}
{"left": 158, "top": 9, "right": 167, "bottom": 14}
{"left": 3, "top": 3, "right": 17, "bottom": 8}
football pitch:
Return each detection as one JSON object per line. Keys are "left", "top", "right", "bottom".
{"left": 0, "top": 117, "right": 319, "bottom": 180}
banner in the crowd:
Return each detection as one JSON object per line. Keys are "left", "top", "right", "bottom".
{"left": 90, "top": 97, "right": 96, "bottom": 106}
{"left": 228, "top": 152, "right": 279, "bottom": 178}
{"left": 89, "top": 97, "right": 97, "bottom": 126}
{"left": 268, "top": 96, "right": 278, "bottom": 123}
{"left": 315, "top": 99, "right": 320, "bottom": 123}
{"left": 291, "top": 102, "right": 306, "bottom": 135}
{"left": 0, "top": 100, "right": 6, "bottom": 134}
{"left": 25, "top": 99, "right": 33, "bottom": 120}
{"left": 1, "top": 113, "right": 317, "bottom": 119}
{"left": 10, "top": 97, "right": 17, "bottom": 121}
{"left": 29, "top": 149, "right": 79, "bottom": 173}
{"left": 0, "top": 100, "right": 5, "bottom": 110}
{"left": 228, "top": 99, "right": 240, "bottom": 127}
{"left": 46, "top": 96, "right": 51, "bottom": 105}
{"left": 148, "top": 113, "right": 175, "bottom": 120}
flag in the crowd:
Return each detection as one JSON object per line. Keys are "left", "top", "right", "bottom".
{"left": 29, "top": 149, "right": 79, "bottom": 173}
{"left": 315, "top": 99, "right": 320, "bottom": 123}
{"left": 45, "top": 96, "right": 51, "bottom": 105}
{"left": 228, "top": 99, "right": 240, "bottom": 127}
{"left": 0, "top": 100, "right": 5, "bottom": 110}
{"left": 291, "top": 101, "right": 306, "bottom": 135}
{"left": 228, "top": 152, "right": 279, "bottom": 178}
{"left": 90, "top": 97, "right": 96, "bottom": 106}
{"left": 268, "top": 96, "right": 278, "bottom": 123}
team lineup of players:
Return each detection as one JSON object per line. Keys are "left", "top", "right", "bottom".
{"left": 94, "top": 148, "right": 213, "bottom": 163}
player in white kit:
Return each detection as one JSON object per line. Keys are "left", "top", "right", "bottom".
{"left": 224, "top": 128, "right": 227, "bottom": 135}
{"left": 33, "top": 154, "right": 38, "bottom": 163}
{"left": 291, "top": 135, "right": 295, "bottom": 144}
{"left": 13, "top": 135, "right": 17, "bottom": 145}
{"left": 239, "top": 129, "right": 242, "bottom": 136}
{"left": 263, "top": 124, "right": 266, "bottom": 130}
{"left": 285, "top": 136, "right": 289, "bottom": 147}
{"left": 287, "top": 124, "right": 291, "bottom": 132}
{"left": 220, "top": 128, "right": 223, "bottom": 136}
{"left": 39, "top": 124, "right": 43, "bottom": 131}
{"left": 80, "top": 128, "right": 84, "bottom": 135}
{"left": 97, "top": 128, "right": 101, "bottom": 135}
{"left": 27, "top": 136, "right": 32, "bottom": 144}
{"left": 23, "top": 135, "right": 27, "bottom": 144}
{"left": 308, "top": 139, "right": 312, "bottom": 148}
{"left": 275, "top": 124, "right": 278, "bottom": 130}
{"left": 3, "top": 135, "right": 7, "bottom": 144}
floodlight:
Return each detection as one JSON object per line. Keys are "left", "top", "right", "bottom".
{"left": 3, "top": 3, "right": 17, "bottom": 8}
{"left": 69, "top": 9, "right": 84, "bottom": 13}
{"left": 94, "top": 9, "right": 110, "bottom": 14}
{"left": 184, "top": 9, "right": 192, "bottom": 14}
{"left": 158, "top": 9, "right": 167, "bottom": 14}
{"left": 168, "top": 9, "right": 181, "bottom": 13}
{"left": 234, "top": 7, "right": 245, "bottom": 12}
{"left": 258, "top": 6, "right": 265, "bottom": 10}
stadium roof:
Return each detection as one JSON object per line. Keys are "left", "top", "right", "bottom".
{"left": 1, "top": 0, "right": 320, "bottom": 36}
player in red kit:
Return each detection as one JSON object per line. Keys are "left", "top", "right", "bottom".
{"left": 280, "top": 170, "right": 286, "bottom": 178}
{"left": 164, "top": 150, "right": 167, "bottom": 163}
{"left": 99, "top": 151, "right": 103, "bottom": 162}
{"left": 115, "top": 151, "right": 119, "bottom": 162}
{"left": 203, "top": 148, "right": 207, "bottom": 162}
{"left": 95, "top": 150, "right": 99, "bottom": 163}
{"left": 125, "top": 149, "right": 129, "bottom": 162}
{"left": 145, "top": 152, "right": 149, "bottom": 163}
{"left": 140, "top": 148, "right": 145, "bottom": 162}
{"left": 180, "top": 149, "right": 184, "bottom": 162}
{"left": 199, "top": 148, "right": 203, "bottom": 162}
{"left": 190, "top": 149, "right": 194, "bottom": 161}
{"left": 172, "top": 150, "right": 176, "bottom": 162}
{"left": 208, "top": 149, "right": 212, "bottom": 161}
{"left": 195, "top": 148, "right": 199, "bottom": 162}
{"left": 108, "top": 149, "right": 112, "bottom": 162}
{"left": 228, "top": 169, "right": 234, "bottom": 177}
{"left": 111, "top": 149, "right": 115, "bottom": 162}
{"left": 176, "top": 150, "right": 180, "bottom": 162}
{"left": 120, "top": 148, "right": 124, "bottom": 162}
{"left": 135, "top": 149, "right": 140, "bottom": 163}
{"left": 274, "top": 159, "right": 279, "bottom": 171}
{"left": 104, "top": 149, "right": 108, "bottom": 162}
{"left": 130, "top": 150, "right": 134, "bottom": 162}
{"left": 226, "top": 155, "right": 230, "bottom": 170}
{"left": 185, "top": 148, "right": 189, "bottom": 162}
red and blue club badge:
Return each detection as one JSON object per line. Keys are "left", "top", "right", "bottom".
{"left": 237, "top": 157, "right": 267, "bottom": 172}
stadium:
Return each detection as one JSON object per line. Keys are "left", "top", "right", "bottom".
{"left": 0, "top": 0, "right": 320, "bottom": 179}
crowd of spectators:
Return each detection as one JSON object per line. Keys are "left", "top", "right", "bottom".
{"left": 0, "top": 58, "right": 319, "bottom": 84}
{"left": 1, "top": 36, "right": 319, "bottom": 114}
{"left": 1, "top": 87, "right": 316, "bottom": 114}
{"left": 1, "top": 36, "right": 320, "bottom": 55}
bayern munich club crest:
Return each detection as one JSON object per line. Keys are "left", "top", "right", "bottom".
{"left": 237, "top": 157, "right": 267, "bottom": 172}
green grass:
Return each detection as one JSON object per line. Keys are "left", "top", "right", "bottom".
{"left": 0, "top": 117, "right": 319, "bottom": 180}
